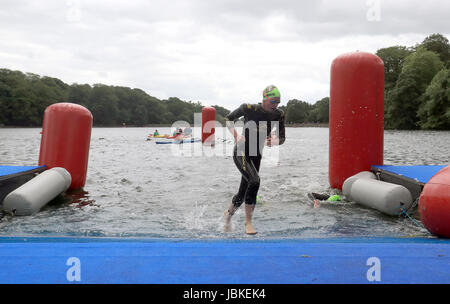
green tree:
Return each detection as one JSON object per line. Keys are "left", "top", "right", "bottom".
{"left": 69, "top": 83, "right": 92, "bottom": 108}
{"left": 146, "top": 96, "right": 167, "bottom": 124}
{"left": 285, "top": 99, "right": 313, "bottom": 123}
{"left": 9, "top": 72, "right": 39, "bottom": 126}
{"left": 0, "top": 69, "right": 27, "bottom": 125}
{"left": 417, "top": 68, "right": 450, "bottom": 129}
{"left": 376, "top": 46, "right": 414, "bottom": 91}
{"left": 0, "top": 70, "right": 14, "bottom": 124}
{"left": 418, "top": 33, "right": 450, "bottom": 65}
{"left": 0, "top": 67, "right": 224, "bottom": 127}
{"left": 386, "top": 48, "right": 444, "bottom": 129}
{"left": 163, "top": 98, "right": 203, "bottom": 124}
{"left": 90, "top": 84, "right": 119, "bottom": 126}
{"left": 113, "top": 86, "right": 140, "bottom": 125}
{"left": 31, "top": 76, "right": 69, "bottom": 124}
{"left": 212, "top": 105, "right": 230, "bottom": 124}
{"left": 310, "top": 97, "right": 329, "bottom": 123}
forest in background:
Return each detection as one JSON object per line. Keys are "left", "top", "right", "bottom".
{"left": 0, "top": 33, "right": 448, "bottom": 129}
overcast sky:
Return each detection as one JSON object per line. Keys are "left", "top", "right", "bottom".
{"left": 1, "top": 0, "right": 449, "bottom": 110}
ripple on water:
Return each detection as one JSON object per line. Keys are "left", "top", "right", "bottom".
{"left": 0, "top": 127, "right": 448, "bottom": 238}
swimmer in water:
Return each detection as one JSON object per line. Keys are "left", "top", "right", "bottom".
{"left": 308, "top": 193, "right": 343, "bottom": 208}
{"left": 224, "top": 85, "right": 286, "bottom": 235}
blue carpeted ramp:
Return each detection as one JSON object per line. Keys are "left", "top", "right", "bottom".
{"left": 372, "top": 165, "right": 447, "bottom": 185}
{"left": 0, "top": 166, "right": 46, "bottom": 180}
{"left": 0, "top": 237, "right": 449, "bottom": 284}
{"left": 371, "top": 165, "right": 448, "bottom": 200}
{"left": 0, "top": 165, "right": 47, "bottom": 204}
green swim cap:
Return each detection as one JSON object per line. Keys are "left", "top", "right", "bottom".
{"left": 263, "top": 85, "right": 281, "bottom": 101}
{"left": 327, "top": 195, "right": 341, "bottom": 202}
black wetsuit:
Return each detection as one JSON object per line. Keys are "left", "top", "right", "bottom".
{"left": 226, "top": 103, "right": 285, "bottom": 207}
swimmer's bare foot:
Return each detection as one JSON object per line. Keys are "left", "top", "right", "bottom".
{"left": 245, "top": 222, "right": 257, "bottom": 235}
{"left": 224, "top": 210, "right": 232, "bottom": 232}
{"left": 313, "top": 199, "right": 320, "bottom": 208}
{"left": 244, "top": 204, "right": 257, "bottom": 235}
{"left": 224, "top": 204, "right": 237, "bottom": 232}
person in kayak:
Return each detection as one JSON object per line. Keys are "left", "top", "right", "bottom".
{"left": 170, "top": 128, "right": 183, "bottom": 138}
{"left": 224, "top": 85, "right": 286, "bottom": 234}
{"left": 174, "top": 128, "right": 185, "bottom": 140}
{"left": 172, "top": 128, "right": 182, "bottom": 136}
{"left": 153, "top": 129, "right": 160, "bottom": 136}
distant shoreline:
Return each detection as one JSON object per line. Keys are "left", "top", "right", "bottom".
{"left": 0, "top": 123, "right": 330, "bottom": 128}
{"left": 3, "top": 124, "right": 450, "bottom": 131}
{"left": 143, "top": 123, "right": 330, "bottom": 128}
{"left": 285, "top": 123, "right": 329, "bottom": 128}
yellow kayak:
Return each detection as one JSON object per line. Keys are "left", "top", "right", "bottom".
{"left": 148, "top": 134, "right": 170, "bottom": 138}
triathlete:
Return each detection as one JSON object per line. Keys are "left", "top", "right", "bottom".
{"left": 224, "top": 85, "right": 286, "bottom": 234}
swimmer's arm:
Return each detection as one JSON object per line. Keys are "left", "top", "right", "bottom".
{"left": 267, "top": 110, "right": 286, "bottom": 146}
{"left": 225, "top": 104, "right": 246, "bottom": 141}
{"left": 225, "top": 118, "right": 239, "bottom": 140}
{"left": 278, "top": 110, "right": 286, "bottom": 145}
{"left": 226, "top": 122, "right": 240, "bottom": 141}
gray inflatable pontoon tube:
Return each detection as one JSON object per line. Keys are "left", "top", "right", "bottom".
{"left": 3, "top": 167, "right": 71, "bottom": 216}
{"left": 342, "top": 171, "right": 377, "bottom": 197}
{"left": 342, "top": 171, "right": 413, "bottom": 216}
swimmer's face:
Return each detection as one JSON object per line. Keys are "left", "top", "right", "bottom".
{"left": 262, "top": 99, "right": 280, "bottom": 112}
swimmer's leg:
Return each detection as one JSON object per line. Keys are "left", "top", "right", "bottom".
{"left": 224, "top": 184, "right": 247, "bottom": 231}
{"left": 245, "top": 203, "right": 257, "bottom": 235}
{"left": 243, "top": 156, "right": 261, "bottom": 207}
{"left": 226, "top": 146, "right": 260, "bottom": 234}
{"left": 226, "top": 147, "right": 250, "bottom": 221}
{"left": 242, "top": 156, "right": 260, "bottom": 235}
{"left": 230, "top": 149, "right": 250, "bottom": 211}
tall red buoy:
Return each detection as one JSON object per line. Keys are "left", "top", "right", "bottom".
{"left": 39, "top": 103, "right": 93, "bottom": 190}
{"left": 419, "top": 166, "right": 450, "bottom": 238}
{"left": 329, "top": 52, "right": 385, "bottom": 189}
{"left": 202, "top": 106, "right": 216, "bottom": 145}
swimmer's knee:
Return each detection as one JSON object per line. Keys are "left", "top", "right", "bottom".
{"left": 232, "top": 195, "right": 244, "bottom": 208}
{"left": 248, "top": 176, "right": 260, "bottom": 188}
{"left": 233, "top": 201, "right": 244, "bottom": 208}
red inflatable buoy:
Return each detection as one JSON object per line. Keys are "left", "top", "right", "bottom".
{"left": 202, "top": 106, "right": 216, "bottom": 145}
{"left": 39, "top": 103, "right": 93, "bottom": 190}
{"left": 329, "top": 51, "right": 385, "bottom": 189}
{"left": 419, "top": 166, "right": 450, "bottom": 238}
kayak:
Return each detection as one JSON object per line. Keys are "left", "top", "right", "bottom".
{"left": 148, "top": 134, "right": 170, "bottom": 138}
{"left": 156, "top": 138, "right": 201, "bottom": 144}
{"left": 167, "top": 134, "right": 194, "bottom": 139}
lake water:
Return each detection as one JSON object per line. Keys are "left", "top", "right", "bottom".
{"left": 0, "top": 127, "right": 449, "bottom": 239}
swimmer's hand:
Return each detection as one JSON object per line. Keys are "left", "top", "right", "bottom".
{"left": 235, "top": 135, "right": 245, "bottom": 144}
{"left": 235, "top": 135, "right": 246, "bottom": 153}
{"left": 266, "top": 135, "right": 279, "bottom": 146}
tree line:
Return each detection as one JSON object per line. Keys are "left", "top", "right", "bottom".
{"left": 0, "top": 33, "right": 448, "bottom": 129}
{"left": 0, "top": 67, "right": 328, "bottom": 127}
{"left": 0, "top": 70, "right": 211, "bottom": 127}
{"left": 376, "top": 33, "right": 449, "bottom": 130}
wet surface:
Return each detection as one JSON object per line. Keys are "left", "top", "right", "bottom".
{"left": 0, "top": 127, "right": 448, "bottom": 239}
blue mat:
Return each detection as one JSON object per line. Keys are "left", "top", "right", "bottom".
{"left": 372, "top": 165, "right": 447, "bottom": 184}
{"left": 0, "top": 237, "right": 449, "bottom": 284}
{"left": 0, "top": 165, "right": 46, "bottom": 178}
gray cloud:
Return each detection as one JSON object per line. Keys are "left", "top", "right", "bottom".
{"left": 0, "top": 0, "right": 448, "bottom": 109}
